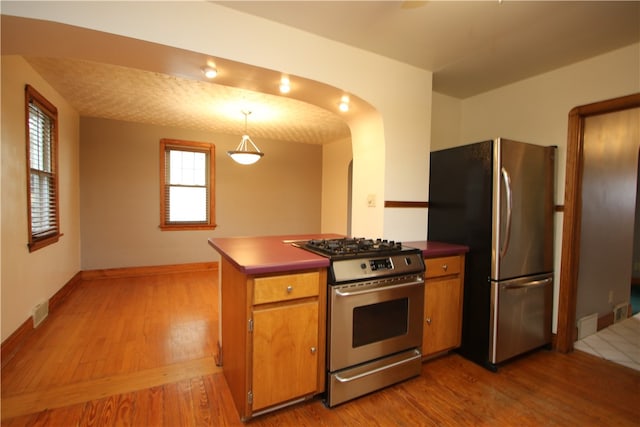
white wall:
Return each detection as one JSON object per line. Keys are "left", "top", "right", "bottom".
{"left": 431, "top": 42, "right": 640, "bottom": 332}
{"left": 1, "top": 56, "right": 82, "bottom": 341}
{"left": 2, "top": 0, "right": 433, "bottom": 241}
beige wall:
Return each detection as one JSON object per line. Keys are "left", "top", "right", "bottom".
{"left": 321, "top": 137, "right": 352, "bottom": 236}
{"left": 80, "top": 117, "right": 322, "bottom": 270}
{"left": 430, "top": 92, "right": 461, "bottom": 152}
{"left": 431, "top": 42, "right": 640, "bottom": 332}
{"left": 1, "top": 56, "right": 82, "bottom": 341}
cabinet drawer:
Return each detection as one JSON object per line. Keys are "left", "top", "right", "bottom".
{"left": 254, "top": 272, "right": 320, "bottom": 304}
{"left": 424, "top": 256, "right": 461, "bottom": 279}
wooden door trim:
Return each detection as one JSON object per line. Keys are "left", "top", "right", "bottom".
{"left": 556, "top": 92, "right": 640, "bottom": 353}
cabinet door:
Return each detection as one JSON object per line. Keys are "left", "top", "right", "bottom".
{"left": 423, "top": 277, "right": 463, "bottom": 357}
{"left": 252, "top": 301, "right": 319, "bottom": 411}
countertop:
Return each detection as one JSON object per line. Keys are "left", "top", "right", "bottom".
{"left": 208, "top": 234, "right": 342, "bottom": 275}
{"left": 208, "top": 234, "right": 468, "bottom": 275}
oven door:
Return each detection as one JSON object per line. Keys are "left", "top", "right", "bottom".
{"left": 328, "top": 275, "right": 424, "bottom": 372}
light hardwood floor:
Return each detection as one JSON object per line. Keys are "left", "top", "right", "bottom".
{"left": 1, "top": 269, "right": 639, "bottom": 426}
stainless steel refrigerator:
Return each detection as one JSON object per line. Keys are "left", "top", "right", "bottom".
{"left": 427, "top": 138, "right": 555, "bottom": 371}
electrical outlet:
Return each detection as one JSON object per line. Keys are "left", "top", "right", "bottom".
{"left": 367, "top": 194, "right": 376, "bottom": 207}
{"left": 608, "top": 290, "right": 614, "bottom": 304}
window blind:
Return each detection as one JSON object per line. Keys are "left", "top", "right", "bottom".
{"left": 26, "top": 89, "right": 59, "bottom": 246}
{"left": 29, "top": 102, "right": 58, "bottom": 238}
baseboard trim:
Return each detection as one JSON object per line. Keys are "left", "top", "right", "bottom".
{"left": 1, "top": 317, "right": 32, "bottom": 368}
{"left": 1, "top": 262, "right": 218, "bottom": 367}
{"left": 50, "top": 271, "right": 83, "bottom": 312}
{"left": 81, "top": 261, "right": 218, "bottom": 280}
{"left": 597, "top": 311, "right": 617, "bottom": 331}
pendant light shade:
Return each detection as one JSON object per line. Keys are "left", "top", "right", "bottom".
{"left": 228, "top": 111, "right": 264, "bottom": 165}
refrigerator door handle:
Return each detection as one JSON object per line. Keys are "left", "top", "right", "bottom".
{"left": 501, "top": 277, "right": 553, "bottom": 290}
{"left": 500, "top": 167, "right": 513, "bottom": 259}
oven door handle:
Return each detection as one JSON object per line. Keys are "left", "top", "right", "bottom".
{"left": 334, "top": 349, "right": 422, "bottom": 383}
{"left": 334, "top": 279, "right": 424, "bottom": 297}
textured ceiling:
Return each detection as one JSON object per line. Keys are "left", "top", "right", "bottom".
{"left": 24, "top": 57, "right": 351, "bottom": 145}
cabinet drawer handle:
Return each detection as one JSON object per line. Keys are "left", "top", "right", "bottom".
{"left": 441, "top": 264, "right": 448, "bottom": 272}
{"left": 426, "top": 317, "right": 432, "bottom": 325}
{"left": 310, "top": 347, "right": 317, "bottom": 354}
{"left": 286, "top": 285, "right": 293, "bottom": 293}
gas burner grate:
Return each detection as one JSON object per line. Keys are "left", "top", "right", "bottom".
{"left": 304, "top": 238, "right": 402, "bottom": 257}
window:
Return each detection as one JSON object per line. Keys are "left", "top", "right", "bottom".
{"left": 160, "top": 139, "right": 216, "bottom": 230}
{"left": 25, "top": 85, "right": 60, "bottom": 252}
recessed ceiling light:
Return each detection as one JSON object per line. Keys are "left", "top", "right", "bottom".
{"left": 279, "top": 75, "right": 290, "bottom": 94}
{"left": 202, "top": 66, "right": 217, "bottom": 79}
{"left": 339, "top": 94, "right": 350, "bottom": 112}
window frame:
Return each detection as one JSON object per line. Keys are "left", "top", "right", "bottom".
{"left": 159, "top": 138, "right": 216, "bottom": 231}
{"left": 25, "top": 84, "right": 61, "bottom": 252}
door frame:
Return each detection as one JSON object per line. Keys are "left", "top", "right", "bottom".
{"left": 556, "top": 93, "right": 640, "bottom": 353}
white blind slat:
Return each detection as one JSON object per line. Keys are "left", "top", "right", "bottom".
{"left": 27, "top": 90, "right": 59, "bottom": 245}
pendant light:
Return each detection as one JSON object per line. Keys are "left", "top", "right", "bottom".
{"left": 227, "top": 110, "right": 264, "bottom": 165}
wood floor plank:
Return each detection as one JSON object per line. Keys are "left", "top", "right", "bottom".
{"left": 131, "top": 385, "right": 163, "bottom": 427}
{"left": 113, "top": 391, "right": 136, "bottom": 427}
{"left": 2, "top": 269, "right": 638, "bottom": 426}
{"left": 161, "top": 382, "right": 183, "bottom": 427}
{"left": 1, "top": 356, "right": 220, "bottom": 420}
{"left": 78, "top": 398, "right": 105, "bottom": 427}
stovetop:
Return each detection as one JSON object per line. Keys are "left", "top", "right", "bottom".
{"left": 299, "top": 238, "right": 405, "bottom": 258}
{"left": 293, "top": 238, "right": 424, "bottom": 283}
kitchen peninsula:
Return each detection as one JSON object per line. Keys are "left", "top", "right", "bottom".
{"left": 208, "top": 234, "right": 468, "bottom": 420}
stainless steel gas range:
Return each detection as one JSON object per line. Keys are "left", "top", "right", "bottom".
{"left": 294, "top": 238, "right": 425, "bottom": 407}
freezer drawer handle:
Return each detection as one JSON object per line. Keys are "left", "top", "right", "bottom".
{"left": 334, "top": 350, "right": 421, "bottom": 383}
{"left": 500, "top": 167, "right": 513, "bottom": 259}
{"left": 503, "top": 277, "right": 553, "bottom": 290}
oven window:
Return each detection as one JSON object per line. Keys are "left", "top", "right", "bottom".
{"left": 352, "top": 298, "right": 408, "bottom": 348}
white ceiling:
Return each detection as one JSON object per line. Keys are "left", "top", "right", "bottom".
{"left": 3, "top": 1, "right": 639, "bottom": 145}
{"left": 219, "top": 1, "right": 640, "bottom": 98}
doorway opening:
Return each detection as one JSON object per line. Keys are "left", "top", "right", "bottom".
{"left": 556, "top": 93, "right": 640, "bottom": 353}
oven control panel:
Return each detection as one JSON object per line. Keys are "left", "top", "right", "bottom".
{"left": 368, "top": 257, "right": 393, "bottom": 271}
{"left": 331, "top": 251, "right": 425, "bottom": 283}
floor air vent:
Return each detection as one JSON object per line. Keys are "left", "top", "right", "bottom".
{"left": 32, "top": 301, "right": 49, "bottom": 327}
{"left": 613, "top": 303, "right": 628, "bottom": 323}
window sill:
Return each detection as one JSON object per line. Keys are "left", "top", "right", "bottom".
{"left": 159, "top": 224, "right": 218, "bottom": 232}
{"left": 28, "top": 233, "right": 63, "bottom": 252}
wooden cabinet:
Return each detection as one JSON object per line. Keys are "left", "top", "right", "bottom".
{"left": 220, "top": 258, "right": 326, "bottom": 420}
{"left": 422, "top": 254, "right": 465, "bottom": 359}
